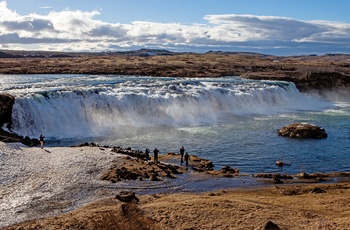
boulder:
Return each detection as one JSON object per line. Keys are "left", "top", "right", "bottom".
{"left": 264, "top": 221, "right": 281, "bottom": 230}
{"left": 190, "top": 155, "right": 214, "bottom": 172}
{"left": 277, "top": 123, "right": 327, "bottom": 139}
{"left": 220, "top": 166, "right": 239, "bottom": 174}
{"left": 310, "top": 187, "right": 326, "bottom": 194}
{"left": 115, "top": 191, "right": 139, "bottom": 203}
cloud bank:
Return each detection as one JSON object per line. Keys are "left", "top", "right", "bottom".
{"left": 1, "top": 1, "right": 350, "bottom": 55}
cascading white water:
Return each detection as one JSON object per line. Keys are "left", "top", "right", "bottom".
{"left": 5, "top": 75, "right": 331, "bottom": 139}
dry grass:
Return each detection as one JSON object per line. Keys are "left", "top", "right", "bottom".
{"left": 0, "top": 53, "right": 349, "bottom": 77}
{"left": 1, "top": 52, "right": 349, "bottom": 92}
{"left": 141, "top": 183, "right": 350, "bottom": 229}
{"left": 3, "top": 198, "right": 157, "bottom": 230}
{"left": 4, "top": 182, "right": 350, "bottom": 229}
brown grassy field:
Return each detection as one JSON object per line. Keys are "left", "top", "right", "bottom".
{"left": 4, "top": 182, "right": 350, "bottom": 230}
{"left": 1, "top": 51, "right": 350, "bottom": 92}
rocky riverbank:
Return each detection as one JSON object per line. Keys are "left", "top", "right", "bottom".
{"left": 0, "top": 142, "right": 247, "bottom": 228}
{"left": 2, "top": 142, "right": 350, "bottom": 229}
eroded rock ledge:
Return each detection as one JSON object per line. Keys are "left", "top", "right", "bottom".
{"left": 97, "top": 146, "right": 240, "bottom": 183}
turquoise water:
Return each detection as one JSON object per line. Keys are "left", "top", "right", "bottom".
{"left": 1, "top": 74, "right": 349, "bottom": 175}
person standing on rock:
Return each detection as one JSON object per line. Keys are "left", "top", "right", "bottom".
{"left": 153, "top": 148, "right": 159, "bottom": 163}
{"left": 180, "top": 146, "right": 185, "bottom": 164}
{"left": 184, "top": 152, "right": 190, "bottom": 166}
{"left": 145, "top": 148, "right": 150, "bottom": 163}
{"left": 39, "top": 134, "right": 45, "bottom": 149}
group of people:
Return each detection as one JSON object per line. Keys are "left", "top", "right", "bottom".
{"left": 144, "top": 146, "right": 190, "bottom": 166}
{"left": 180, "top": 146, "right": 190, "bottom": 166}
{"left": 144, "top": 148, "right": 159, "bottom": 163}
{"left": 144, "top": 148, "right": 160, "bottom": 163}
{"left": 39, "top": 133, "right": 191, "bottom": 166}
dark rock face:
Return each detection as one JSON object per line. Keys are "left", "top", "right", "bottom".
{"left": 243, "top": 71, "right": 350, "bottom": 93}
{"left": 112, "top": 147, "right": 150, "bottom": 161}
{"left": 277, "top": 123, "right": 328, "bottom": 139}
{"left": 297, "top": 72, "right": 350, "bottom": 92}
{"left": 0, "top": 93, "right": 40, "bottom": 146}
{"left": 0, "top": 129, "right": 40, "bottom": 146}
{"left": 0, "top": 93, "right": 15, "bottom": 129}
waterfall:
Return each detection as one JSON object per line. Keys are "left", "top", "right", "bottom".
{"left": 8, "top": 76, "right": 331, "bottom": 139}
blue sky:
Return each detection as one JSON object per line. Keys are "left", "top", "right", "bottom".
{"left": 1, "top": 0, "right": 350, "bottom": 55}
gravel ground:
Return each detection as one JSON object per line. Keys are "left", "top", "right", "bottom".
{"left": 0, "top": 142, "right": 123, "bottom": 228}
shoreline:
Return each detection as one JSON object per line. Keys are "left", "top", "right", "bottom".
{"left": 2, "top": 142, "right": 350, "bottom": 229}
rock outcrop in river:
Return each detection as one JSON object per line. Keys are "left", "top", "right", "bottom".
{"left": 277, "top": 123, "right": 328, "bottom": 139}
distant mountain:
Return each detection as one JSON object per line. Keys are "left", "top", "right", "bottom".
{"left": 1, "top": 48, "right": 350, "bottom": 59}
{"left": 0, "top": 51, "right": 18, "bottom": 58}
{"left": 0, "top": 50, "right": 76, "bottom": 58}
{"left": 0, "top": 49, "right": 179, "bottom": 58}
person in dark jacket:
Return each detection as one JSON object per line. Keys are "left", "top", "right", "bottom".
{"left": 153, "top": 148, "right": 159, "bottom": 163}
{"left": 39, "top": 134, "right": 45, "bottom": 149}
{"left": 184, "top": 152, "right": 190, "bottom": 166}
{"left": 180, "top": 146, "right": 185, "bottom": 164}
{"left": 145, "top": 148, "right": 150, "bottom": 163}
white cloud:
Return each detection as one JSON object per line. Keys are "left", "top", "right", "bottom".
{"left": 0, "top": 1, "right": 19, "bottom": 21}
{"left": 204, "top": 14, "right": 326, "bottom": 41}
{"left": 39, "top": 6, "right": 53, "bottom": 9}
{"left": 0, "top": 1, "right": 350, "bottom": 55}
